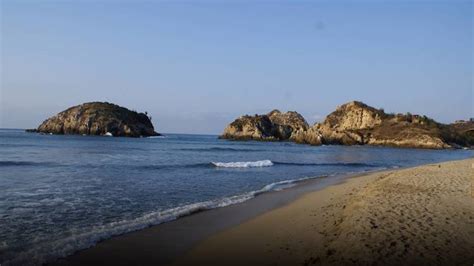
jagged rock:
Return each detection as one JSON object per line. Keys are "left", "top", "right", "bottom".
{"left": 322, "top": 101, "right": 384, "bottom": 131}
{"left": 290, "top": 127, "right": 323, "bottom": 145}
{"left": 219, "top": 114, "right": 276, "bottom": 140}
{"left": 267, "top": 110, "right": 309, "bottom": 139}
{"left": 32, "top": 102, "right": 159, "bottom": 137}
{"left": 220, "top": 101, "right": 474, "bottom": 149}
{"left": 220, "top": 110, "right": 308, "bottom": 141}
{"left": 313, "top": 101, "right": 382, "bottom": 145}
{"left": 305, "top": 101, "right": 472, "bottom": 149}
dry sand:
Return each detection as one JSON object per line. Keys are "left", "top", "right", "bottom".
{"left": 174, "top": 159, "right": 474, "bottom": 266}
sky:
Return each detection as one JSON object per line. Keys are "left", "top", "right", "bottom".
{"left": 1, "top": 0, "right": 472, "bottom": 134}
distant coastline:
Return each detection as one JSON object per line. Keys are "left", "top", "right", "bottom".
{"left": 24, "top": 100, "right": 474, "bottom": 149}
{"left": 221, "top": 101, "right": 474, "bottom": 149}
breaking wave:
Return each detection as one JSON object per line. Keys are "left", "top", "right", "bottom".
{"left": 211, "top": 160, "right": 274, "bottom": 168}
{"left": 139, "top": 160, "right": 381, "bottom": 171}
{"left": 2, "top": 174, "right": 321, "bottom": 266}
{"left": 210, "top": 160, "right": 380, "bottom": 169}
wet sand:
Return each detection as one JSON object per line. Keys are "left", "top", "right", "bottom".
{"left": 54, "top": 171, "right": 356, "bottom": 265}
{"left": 56, "top": 159, "right": 474, "bottom": 265}
{"left": 175, "top": 159, "right": 474, "bottom": 266}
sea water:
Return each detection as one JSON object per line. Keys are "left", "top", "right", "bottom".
{"left": 0, "top": 129, "right": 472, "bottom": 265}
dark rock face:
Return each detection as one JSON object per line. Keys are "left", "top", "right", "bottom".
{"left": 220, "top": 114, "right": 275, "bottom": 140}
{"left": 33, "top": 102, "right": 159, "bottom": 137}
{"left": 221, "top": 101, "right": 474, "bottom": 149}
{"left": 267, "top": 110, "right": 309, "bottom": 140}
{"left": 291, "top": 126, "right": 323, "bottom": 145}
{"left": 220, "top": 110, "right": 309, "bottom": 141}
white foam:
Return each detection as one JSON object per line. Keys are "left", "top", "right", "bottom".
{"left": 147, "top": 135, "right": 166, "bottom": 138}
{"left": 104, "top": 132, "right": 113, "bottom": 137}
{"left": 261, "top": 179, "right": 298, "bottom": 191}
{"left": 1, "top": 174, "right": 320, "bottom": 266}
{"left": 211, "top": 160, "right": 273, "bottom": 168}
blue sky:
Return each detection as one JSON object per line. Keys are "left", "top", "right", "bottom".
{"left": 1, "top": 0, "right": 472, "bottom": 134}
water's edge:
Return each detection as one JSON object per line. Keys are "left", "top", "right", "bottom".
{"left": 55, "top": 166, "right": 397, "bottom": 265}
{"left": 4, "top": 129, "right": 472, "bottom": 265}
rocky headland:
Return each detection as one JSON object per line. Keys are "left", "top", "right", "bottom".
{"left": 28, "top": 102, "right": 159, "bottom": 137}
{"left": 221, "top": 101, "right": 474, "bottom": 149}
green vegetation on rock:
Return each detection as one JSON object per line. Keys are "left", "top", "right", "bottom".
{"left": 221, "top": 101, "right": 474, "bottom": 149}
{"left": 31, "top": 102, "right": 160, "bottom": 137}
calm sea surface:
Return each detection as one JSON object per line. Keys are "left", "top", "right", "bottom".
{"left": 0, "top": 128, "right": 472, "bottom": 265}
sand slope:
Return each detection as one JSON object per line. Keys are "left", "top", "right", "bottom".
{"left": 175, "top": 159, "right": 474, "bottom": 266}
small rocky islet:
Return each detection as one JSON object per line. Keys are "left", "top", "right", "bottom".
{"left": 220, "top": 101, "right": 474, "bottom": 149}
{"left": 27, "top": 102, "right": 159, "bottom": 137}
{"left": 219, "top": 109, "right": 309, "bottom": 141}
{"left": 27, "top": 100, "right": 474, "bottom": 149}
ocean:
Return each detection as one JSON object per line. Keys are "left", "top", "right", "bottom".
{"left": 0, "top": 128, "right": 472, "bottom": 265}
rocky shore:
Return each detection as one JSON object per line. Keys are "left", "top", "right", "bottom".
{"left": 28, "top": 102, "right": 159, "bottom": 137}
{"left": 221, "top": 101, "right": 474, "bottom": 149}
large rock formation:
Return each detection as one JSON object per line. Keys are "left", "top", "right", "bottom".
{"left": 290, "top": 101, "right": 385, "bottom": 146}
{"left": 267, "top": 110, "right": 309, "bottom": 140}
{"left": 291, "top": 126, "right": 323, "bottom": 145}
{"left": 220, "top": 110, "right": 309, "bottom": 141}
{"left": 31, "top": 102, "right": 159, "bottom": 137}
{"left": 298, "top": 101, "right": 472, "bottom": 149}
{"left": 221, "top": 101, "right": 474, "bottom": 149}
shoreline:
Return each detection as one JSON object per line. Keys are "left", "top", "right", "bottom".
{"left": 175, "top": 158, "right": 474, "bottom": 266}
{"left": 53, "top": 168, "right": 385, "bottom": 266}
{"left": 54, "top": 158, "right": 473, "bottom": 265}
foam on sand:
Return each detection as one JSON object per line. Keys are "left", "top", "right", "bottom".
{"left": 176, "top": 159, "right": 474, "bottom": 266}
{"left": 1, "top": 173, "right": 321, "bottom": 266}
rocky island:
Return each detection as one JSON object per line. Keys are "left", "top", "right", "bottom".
{"left": 219, "top": 110, "right": 309, "bottom": 141}
{"left": 28, "top": 102, "right": 159, "bottom": 137}
{"left": 221, "top": 101, "right": 474, "bottom": 149}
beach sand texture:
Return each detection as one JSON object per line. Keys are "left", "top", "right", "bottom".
{"left": 175, "top": 159, "right": 474, "bottom": 266}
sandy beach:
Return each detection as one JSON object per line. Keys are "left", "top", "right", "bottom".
{"left": 4, "top": 2, "right": 474, "bottom": 265}
{"left": 175, "top": 158, "right": 474, "bottom": 266}
{"left": 56, "top": 158, "right": 474, "bottom": 266}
